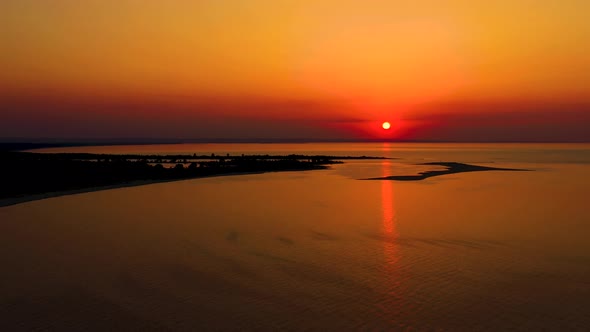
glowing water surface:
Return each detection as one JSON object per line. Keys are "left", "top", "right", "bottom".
{"left": 2, "top": 143, "right": 589, "bottom": 330}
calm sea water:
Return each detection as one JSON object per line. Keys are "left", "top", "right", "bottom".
{"left": 2, "top": 143, "right": 589, "bottom": 330}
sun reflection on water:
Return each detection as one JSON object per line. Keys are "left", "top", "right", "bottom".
{"left": 376, "top": 143, "right": 406, "bottom": 326}
{"left": 381, "top": 143, "right": 399, "bottom": 265}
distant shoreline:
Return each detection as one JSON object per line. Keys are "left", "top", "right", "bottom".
{"left": 0, "top": 168, "right": 320, "bottom": 208}
{"left": 1, "top": 152, "right": 351, "bottom": 208}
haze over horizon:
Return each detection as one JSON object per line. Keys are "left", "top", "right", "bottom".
{"left": 2, "top": 0, "right": 589, "bottom": 142}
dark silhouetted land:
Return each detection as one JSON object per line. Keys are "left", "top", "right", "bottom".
{"left": 364, "top": 162, "right": 530, "bottom": 181}
{"left": 0, "top": 152, "right": 387, "bottom": 206}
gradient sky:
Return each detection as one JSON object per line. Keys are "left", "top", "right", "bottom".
{"left": 2, "top": 0, "right": 589, "bottom": 141}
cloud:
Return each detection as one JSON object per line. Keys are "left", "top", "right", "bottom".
{"left": 2, "top": 92, "right": 589, "bottom": 142}
{"left": 400, "top": 101, "right": 590, "bottom": 142}
{"left": 0, "top": 93, "right": 356, "bottom": 140}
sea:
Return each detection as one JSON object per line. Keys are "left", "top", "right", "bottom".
{"left": 1, "top": 143, "right": 589, "bottom": 331}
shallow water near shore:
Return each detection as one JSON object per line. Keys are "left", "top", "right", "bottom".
{"left": 2, "top": 143, "right": 590, "bottom": 330}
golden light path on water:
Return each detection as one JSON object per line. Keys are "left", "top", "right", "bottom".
{"left": 377, "top": 142, "right": 406, "bottom": 325}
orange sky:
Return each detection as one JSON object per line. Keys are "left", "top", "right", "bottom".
{"left": 1, "top": 0, "right": 589, "bottom": 141}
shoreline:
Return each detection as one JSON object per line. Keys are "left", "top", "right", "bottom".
{"left": 0, "top": 168, "right": 320, "bottom": 208}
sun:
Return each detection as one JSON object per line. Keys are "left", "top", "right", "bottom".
{"left": 382, "top": 121, "right": 391, "bottom": 130}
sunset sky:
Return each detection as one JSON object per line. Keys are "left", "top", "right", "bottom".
{"left": 2, "top": 0, "right": 589, "bottom": 141}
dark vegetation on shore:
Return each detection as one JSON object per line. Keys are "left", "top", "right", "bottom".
{"left": 365, "top": 162, "right": 531, "bottom": 181}
{"left": 0, "top": 152, "right": 386, "bottom": 200}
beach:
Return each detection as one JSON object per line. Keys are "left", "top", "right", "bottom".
{"left": 0, "top": 169, "right": 318, "bottom": 208}
{"left": 0, "top": 152, "right": 341, "bottom": 207}
{"left": 0, "top": 160, "right": 528, "bottom": 208}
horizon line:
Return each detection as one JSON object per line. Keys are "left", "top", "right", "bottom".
{"left": 1, "top": 138, "right": 590, "bottom": 148}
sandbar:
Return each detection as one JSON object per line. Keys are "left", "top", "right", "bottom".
{"left": 364, "top": 162, "right": 531, "bottom": 181}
